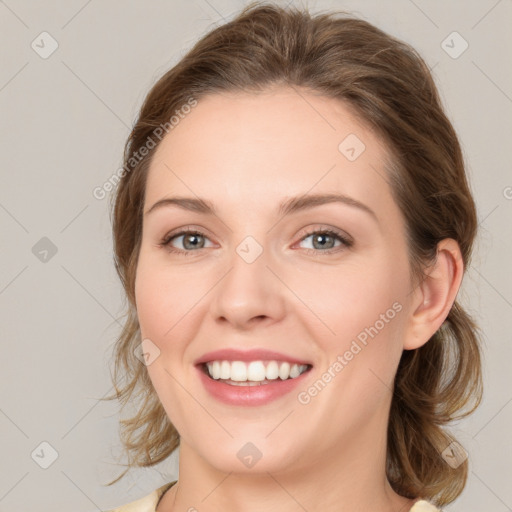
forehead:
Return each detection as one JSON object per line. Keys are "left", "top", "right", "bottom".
{"left": 145, "top": 87, "right": 394, "bottom": 215}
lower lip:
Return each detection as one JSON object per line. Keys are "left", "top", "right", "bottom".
{"left": 196, "top": 365, "right": 311, "bottom": 406}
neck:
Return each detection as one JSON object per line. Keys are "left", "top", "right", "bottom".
{"left": 157, "top": 408, "right": 415, "bottom": 512}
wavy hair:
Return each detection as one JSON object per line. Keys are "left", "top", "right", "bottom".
{"left": 102, "top": 2, "right": 483, "bottom": 505}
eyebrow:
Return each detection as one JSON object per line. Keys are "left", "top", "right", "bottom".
{"left": 144, "top": 193, "right": 378, "bottom": 223}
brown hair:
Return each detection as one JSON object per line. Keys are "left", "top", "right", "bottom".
{"left": 103, "top": 2, "right": 483, "bottom": 505}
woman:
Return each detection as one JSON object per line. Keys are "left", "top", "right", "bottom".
{"left": 103, "top": 2, "right": 483, "bottom": 511}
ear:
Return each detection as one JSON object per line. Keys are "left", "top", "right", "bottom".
{"left": 403, "top": 238, "right": 464, "bottom": 350}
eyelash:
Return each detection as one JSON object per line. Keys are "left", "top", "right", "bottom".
{"left": 159, "top": 226, "right": 353, "bottom": 257}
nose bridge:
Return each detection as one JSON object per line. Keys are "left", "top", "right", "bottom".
{"left": 210, "top": 232, "right": 286, "bottom": 326}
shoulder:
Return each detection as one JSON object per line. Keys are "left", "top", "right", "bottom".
{"left": 104, "top": 481, "right": 177, "bottom": 512}
{"left": 409, "top": 500, "right": 442, "bottom": 512}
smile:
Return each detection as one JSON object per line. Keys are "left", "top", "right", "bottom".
{"left": 204, "top": 360, "right": 311, "bottom": 384}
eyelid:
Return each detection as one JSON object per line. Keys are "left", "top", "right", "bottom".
{"left": 295, "top": 225, "right": 353, "bottom": 245}
{"left": 160, "top": 226, "right": 216, "bottom": 250}
{"left": 292, "top": 226, "right": 353, "bottom": 255}
{"left": 160, "top": 224, "right": 353, "bottom": 255}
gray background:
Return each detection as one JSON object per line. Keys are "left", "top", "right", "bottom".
{"left": 0, "top": 0, "right": 511, "bottom": 510}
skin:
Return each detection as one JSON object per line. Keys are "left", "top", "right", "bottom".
{"left": 134, "top": 86, "right": 463, "bottom": 512}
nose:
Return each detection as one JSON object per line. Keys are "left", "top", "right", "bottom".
{"left": 209, "top": 238, "right": 287, "bottom": 330}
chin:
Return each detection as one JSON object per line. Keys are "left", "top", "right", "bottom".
{"left": 194, "top": 437, "right": 302, "bottom": 475}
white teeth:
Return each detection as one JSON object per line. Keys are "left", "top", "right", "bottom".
{"left": 230, "top": 361, "right": 247, "bottom": 381}
{"left": 278, "top": 362, "right": 290, "bottom": 380}
{"left": 205, "top": 360, "right": 309, "bottom": 382}
{"left": 265, "top": 361, "right": 279, "bottom": 380}
{"left": 248, "top": 361, "right": 266, "bottom": 381}
{"left": 212, "top": 361, "right": 220, "bottom": 379}
{"left": 220, "top": 360, "right": 231, "bottom": 379}
{"left": 290, "top": 364, "right": 301, "bottom": 378}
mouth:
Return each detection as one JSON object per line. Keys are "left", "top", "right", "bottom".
{"left": 198, "top": 360, "right": 313, "bottom": 386}
{"left": 194, "top": 348, "right": 314, "bottom": 405}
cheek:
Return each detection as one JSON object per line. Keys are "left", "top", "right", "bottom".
{"left": 134, "top": 254, "right": 206, "bottom": 340}
{"left": 134, "top": 258, "right": 201, "bottom": 435}
{"left": 289, "top": 253, "right": 408, "bottom": 394}
{"left": 134, "top": 268, "right": 170, "bottom": 340}
{"left": 291, "top": 256, "right": 406, "bottom": 340}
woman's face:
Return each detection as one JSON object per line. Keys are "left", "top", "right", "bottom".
{"left": 135, "top": 86, "right": 416, "bottom": 474}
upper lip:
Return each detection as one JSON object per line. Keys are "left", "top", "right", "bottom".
{"left": 194, "top": 349, "right": 313, "bottom": 366}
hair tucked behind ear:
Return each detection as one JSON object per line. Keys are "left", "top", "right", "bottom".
{"left": 102, "top": 1, "right": 483, "bottom": 503}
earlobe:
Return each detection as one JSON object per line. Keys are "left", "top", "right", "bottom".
{"left": 403, "top": 239, "right": 464, "bottom": 350}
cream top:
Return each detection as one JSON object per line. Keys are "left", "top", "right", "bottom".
{"left": 105, "top": 481, "right": 441, "bottom": 511}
